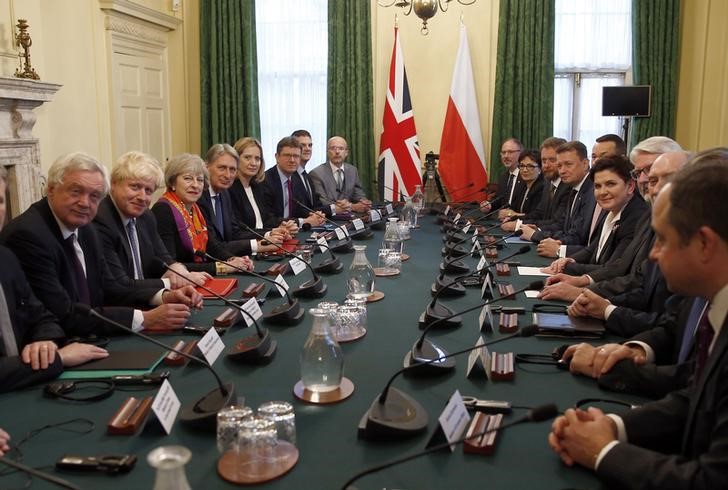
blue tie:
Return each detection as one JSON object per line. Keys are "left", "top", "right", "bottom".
{"left": 213, "top": 194, "right": 224, "bottom": 236}
{"left": 678, "top": 297, "right": 709, "bottom": 363}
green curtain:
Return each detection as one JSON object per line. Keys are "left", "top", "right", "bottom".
{"left": 490, "top": 0, "right": 554, "bottom": 181}
{"left": 631, "top": 0, "right": 680, "bottom": 144}
{"left": 327, "top": 0, "right": 375, "bottom": 197}
{"left": 200, "top": 0, "right": 260, "bottom": 152}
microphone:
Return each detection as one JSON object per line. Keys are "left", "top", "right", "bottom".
{"left": 157, "top": 260, "right": 275, "bottom": 362}
{"left": 358, "top": 324, "right": 540, "bottom": 440}
{"left": 409, "top": 279, "right": 544, "bottom": 371}
{"left": 237, "top": 222, "right": 328, "bottom": 298}
{"left": 309, "top": 240, "right": 344, "bottom": 274}
{"left": 194, "top": 251, "right": 304, "bottom": 325}
{"left": 347, "top": 402, "right": 557, "bottom": 486}
{"left": 432, "top": 182, "right": 477, "bottom": 203}
{"left": 425, "top": 246, "right": 532, "bottom": 328}
{"left": 74, "top": 304, "right": 235, "bottom": 431}
{"left": 292, "top": 197, "right": 361, "bottom": 246}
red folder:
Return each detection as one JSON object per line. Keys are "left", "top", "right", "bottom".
{"left": 196, "top": 278, "right": 238, "bottom": 298}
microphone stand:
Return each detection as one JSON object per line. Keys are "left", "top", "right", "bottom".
{"left": 74, "top": 304, "right": 235, "bottom": 431}
{"left": 159, "top": 261, "right": 276, "bottom": 362}
{"left": 346, "top": 402, "right": 557, "bottom": 487}
{"left": 293, "top": 197, "right": 369, "bottom": 245}
{"left": 238, "top": 222, "right": 327, "bottom": 298}
{"left": 358, "top": 325, "right": 539, "bottom": 440}
{"left": 196, "top": 251, "right": 304, "bottom": 325}
{"left": 408, "top": 280, "right": 545, "bottom": 371}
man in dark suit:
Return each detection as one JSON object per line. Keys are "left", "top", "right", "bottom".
{"left": 0, "top": 167, "right": 107, "bottom": 392}
{"left": 0, "top": 152, "right": 202, "bottom": 338}
{"left": 522, "top": 141, "right": 598, "bottom": 257}
{"left": 479, "top": 137, "right": 526, "bottom": 216}
{"left": 263, "top": 136, "right": 325, "bottom": 228}
{"left": 292, "top": 129, "right": 330, "bottom": 216}
{"left": 309, "top": 136, "right": 371, "bottom": 214}
{"left": 549, "top": 151, "right": 728, "bottom": 489}
{"left": 94, "top": 151, "right": 210, "bottom": 290}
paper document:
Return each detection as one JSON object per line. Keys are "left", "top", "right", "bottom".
{"left": 517, "top": 266, "right": 552, "bottom": 276}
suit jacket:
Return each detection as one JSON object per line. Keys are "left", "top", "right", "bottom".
{"left": 0, "top": 199, "right": 158, "bottom": 337}
{"left": 308, "top": 162, "right": 367, "bottom": 205}
{"left": 526, "top": 179, "right": 570, "bottom": 225}
{"left": 530, "top": 177, "right": 596, "bottom": 249}
{"left": 0, "top": 246, "right": 65, "bottom": 392}
{"left": 262, "top": 167, "right": 312, "bottom": 222}
{"left": 605, "top": 260, "right": 671, "bottom": 338}
{"left": 93, "top": 196, "right": 171, "bottom": 289}
{"left": 513, "top": 175, "right": 545, "bottom": 215}
{"left": 298, "top": 168, "right": 325, "bottom": 212}
{"left": 151, "top": 200, "right": 234, "bottom": 274}
{"left": 586, "top": 208, "right": 654, "bottom": 286}
{"left": 597, "top": 311, "right": 728, "bottom": 489}
{"left": 197, "top": 188, "right": 253, "bottom": 256}
{"left": 228, "top": 178, "right": 279, "bottom": 231}
{"left": 564, "top": 193, "right": 649, "bottom": 275}
{"left": 490, "top": 170, "right": 526, "bottom": 210}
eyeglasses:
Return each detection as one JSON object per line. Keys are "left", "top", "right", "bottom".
{"left": 630, "top": 165, "right": 652, "bottom": 180}
{"left": 328, "top": 146, "right": 347, "bottom": 152}
{"left": 500, "top": 150, "right": 519, "bottom": 155}
{"left": 518, "top": 164, "right": 540, "bottom": 170}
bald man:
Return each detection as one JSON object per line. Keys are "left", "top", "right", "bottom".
{"left": 308, "top": 136, "right": 371, "bottom": 214}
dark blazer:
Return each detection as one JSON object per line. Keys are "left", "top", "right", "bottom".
{"left": 597, "top": 310, "right": 728, "bottom": 489}
{"left": 490, "top": 170, "right": 526, "bottom": 210}
{"left": 530, "top": 177, "right": 596, "bottom": 249}
{"left": 298, "top": 168, "right": 325, "bottom": 211}
{"left": 587, "top": 209, "right": 654, "bottom": 286}
{"left": 308, "top": 162, "right": 367, "bottom": 205}
{"left": 0, "top": 246, "right": 65, "bottom": 392}
{"left": 93, "top": 196, "right": 171, "bottom": 289}
{"left": 197, "top": 188, "right": 253, "bottom": 257}
{"left": 0, "top": 199, "right": 158, "bottom": 337}
{"left": 604, "top": 260, "right": 671, "bottom": 337}
{"left": 513, "top": 174, "right": 545, "bottom": 214}
{"left": 262, "top": 167, "right": 312, "bottom": 221}
{"left": 151, "top": 200, "right": 234, "bottom": 275}
{"left": 228, "top": 178, "right": 279, "bottom": 231}
{"left": 564, "top": 193, "right": 649, "bottom": 275}
{"left": 526, "top": 179, "right": 570, "bottom": 225}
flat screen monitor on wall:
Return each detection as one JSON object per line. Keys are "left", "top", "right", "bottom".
{"left": 602, "top": 85, "right": 652, "bottom": 117}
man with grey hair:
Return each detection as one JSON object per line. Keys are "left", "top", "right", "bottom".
{"left": 309, "top": 136, "right": 371, "bottom": 214}
{"left": 0, "top": 165, "right": 109, "bottom": 392}
{"left": 629, "top": 136, "right": 683, "bottom": 198}
{"left": 0, "top": 152, "right": 202, "bottom": 338}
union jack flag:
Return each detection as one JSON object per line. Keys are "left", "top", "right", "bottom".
{"left": 378, "top": 27, "right": 422, "bottom": 202}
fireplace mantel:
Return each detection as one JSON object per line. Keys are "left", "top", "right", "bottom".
{"left": 0, "top": 76, "right": 61, "bottom": 220}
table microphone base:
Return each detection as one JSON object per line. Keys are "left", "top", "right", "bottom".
{"left": 179, "top": 382, "right": 236, "bottom": 431}
{"left": 431, "top": 281, "right": 466, "bottom": 297}
{"left": 292, "top": 278, "right": 327, "bottom": 298}
{"left": 227, "top": 331, "right": 276, "bottom": 364}
{"left": 358, "top": 387, "right": 429, "bottom": 440}
{"left": 440, "top": 260, "right": 470, "bottom": 275}
{"left": 263, "top": 302, "right": 305, "bottom": 326}
{"left": 403, "top": 340, "right": 456, "bottom": 372}
{"left": 418, "top": 305, "right": 462, "bottom": 329}
{"left": 313, "top": 258, "right": 343, "bottom": 274}
{"left": 331, "top": 240, "right": 354, "bottom": 253}
{"left": 352, "top": 228, "right": 374, "bottom": 240}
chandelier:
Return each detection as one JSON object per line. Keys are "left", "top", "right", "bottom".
{"left": 378, "top": 0, "right": 477, "bottom": 35}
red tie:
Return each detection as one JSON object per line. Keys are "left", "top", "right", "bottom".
{"left": 286, "top": 178, "right": 294, "bottom": 218}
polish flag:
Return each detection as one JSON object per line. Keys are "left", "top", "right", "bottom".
{"left": 438, "top": 23, "right": 488, "bottom": 202}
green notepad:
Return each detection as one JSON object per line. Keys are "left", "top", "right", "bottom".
{"left": 59, "top": 350, "right": 165, "bottom": 379}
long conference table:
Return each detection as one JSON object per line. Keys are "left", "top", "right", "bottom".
{"left": 0, "top": 212, "right": 646, "bottom": 489}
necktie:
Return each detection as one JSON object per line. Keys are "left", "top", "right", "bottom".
{"left": 694, "top": 305, "right": 714, "bottom": 383}
{"left": 0, "top": 283, "right": 19, "bottom": 356}
{"left": 212, "top": 194, "right": 224, "bottom": 236}
{"left": 126, "top": 218, "right": 144, "bottom": 280}
{"left": 678, "top": 297, "right": 709, "bottom": 363}
{"left": 550, "top": 183, "right": 557, "bottom": 199}
{"left": 506, "top": 173, "right": 515, "bottom": 206}
{"left": 565, "top": 188, "right": 579, "bottom": 228}
{"left": 302, "top": 170, "right": 313, "bottom": 203}
{"left": 336, "top": 169, "right": 344, "bottom": 194}
{"left": 284, "top": 178, "right": 294, "bottom": 218}
{"left": 63, "top": 234, "right": 90, "bottom": 304}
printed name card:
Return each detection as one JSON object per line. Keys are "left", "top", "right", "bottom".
{"left": 240, "top": 297, "right": 263, "bottom": 327}
{"left": 151, "top": 380, "right": 181, "bottom": 435}
{"left": 274, "top": 274, "right": 289, "bottom": 297}
{"left": 426, "top": 390, "right": 471, "bottom": 451}
{"left": 198, "top": 326, "right": 225, "bottom": 365}
{"left": 289, "top": 257, "right": 307, "bottom": 275}
{"left": 352, "top": 218, "right": 365, "bottom": 231}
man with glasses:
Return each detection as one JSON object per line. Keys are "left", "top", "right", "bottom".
{"left": 480, "top": 137, "right": 525, "bottom": 214}
{"left": 264, "top": 136, "right": 325, "bottom": 227}
{"left": 309, "top": 136, "right": 371, "bottom": 214}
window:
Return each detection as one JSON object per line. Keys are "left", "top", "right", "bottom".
{"left": 255, "top": 0, "right": 328, "bottom": 168}
{"left": 553, "top": 0, "right": 632, "bottom": 148}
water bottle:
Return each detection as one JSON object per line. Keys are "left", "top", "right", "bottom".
{"left": 382, "top": 217, "right": 404, "bottom": 253}
{"left": 347, "top": 245, "right": 375, "bottom": 300}
{"left": 400, "top": 197, "right": 416, "bottom": 234}
{"left": 300, "top": 308, "right": 344, "bottom": 392}
{"left": 412, "top": 184, "right": 425, "bottom": 215}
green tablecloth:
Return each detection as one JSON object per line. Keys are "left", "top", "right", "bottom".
{"left": 0, "top": 214, "right": 644, "bottom": 489}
